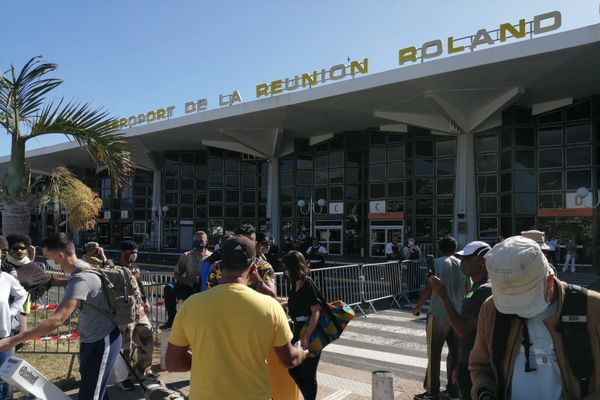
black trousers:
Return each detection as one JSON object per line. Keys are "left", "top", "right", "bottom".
{"left": 289, "top": 354, "right": 321, "bottom": 400}
{"left": 163, "top": 284, "right": 195, "bottom": 324}
{"left": 457, "top": 362, "right": 472, "bottom": 400}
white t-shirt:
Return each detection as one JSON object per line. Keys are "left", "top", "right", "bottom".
{"left": 306, "top": 245, "right": 327, "bottom": 255}
{"left": 510, "top": 302, "right": 562, "bottom": 400}
{"left": 0, "top": 272, "right": 27, "bottom": 337}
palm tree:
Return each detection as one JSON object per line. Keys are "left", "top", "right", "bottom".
{"left": 0, "top": 56, "right": 133, "bottom": 236}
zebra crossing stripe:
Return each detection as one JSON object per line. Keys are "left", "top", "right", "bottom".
{"left": 345, "top": 319, "right": 427, "bottom": 337}
{"left": 324, "top": 344, "right": 447, "bottom": 372}
{"left": 322, "top": 389, "right": 352, "bottom": 400}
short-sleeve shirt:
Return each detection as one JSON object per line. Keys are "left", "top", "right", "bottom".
{"left": 206, "top": 258, "right": 275, "bottom": 290}
{"left": 64, "top": 260, "right": 115, "bottom": 343}
{"left": 288, "top": 277, "right": 321, "bottom": 339}
{"left": 458, "top": 280, "right": 492, "bottom": 364}
{"left": 428, "top": 256, "right": 470, "bottom": 318}
{"left": 169, "top": 283, "right": 293, "bottom": 400}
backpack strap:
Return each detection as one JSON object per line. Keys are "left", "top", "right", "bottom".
{"left": 557, "top": 284, "right": 594, "bottom": 398}
{"left": 492, "top": 310, "right": 517, "bottom": 400}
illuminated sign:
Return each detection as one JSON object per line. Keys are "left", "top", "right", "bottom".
{"left": 255, "top": 58, "right": 368, "bottom": 98}
{"left": 398, "top": 11, "right": 562, "bottom": 65}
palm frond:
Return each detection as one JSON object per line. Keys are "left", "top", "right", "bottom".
{"left": 36, "top": 167, "right": 103, "bottom": 231}
{"left": 27, "top": 99, "right": 133, "bottom": 193}
{"left": 0, "top": 56, "right": 62, "bottom": 130}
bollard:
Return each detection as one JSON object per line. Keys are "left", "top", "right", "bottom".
{"left": 372, "top": 370, "right": 394, "bottom": 400}
{"left": 160, "top": 329, "right": 170, "bottom": 370}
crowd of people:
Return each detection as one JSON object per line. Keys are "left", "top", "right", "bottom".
{"left": 0, "top": 225, "right": 598, "bottom": 400}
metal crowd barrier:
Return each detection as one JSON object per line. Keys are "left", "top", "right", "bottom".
{"left": 140, "top": 271, "right": 175, "bottom": 285}
{"left": 361, "top": 261, "right": 403, "bottom": 312}
{"left": 309, "top": 264, "right": 366, "bottom": 315}
{"left": 398, "top": 259, "right": 428, "bottom": 304}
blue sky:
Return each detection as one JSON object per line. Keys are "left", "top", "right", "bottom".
{"left": 1, "top": 0, "right": 597, "bottom": 156}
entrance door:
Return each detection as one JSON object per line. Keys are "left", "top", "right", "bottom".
{"left": 370, "top": 221, "right": 404, "bottom": 257}
{"left": 314, "top": 224, "right": 343, "bottom": 256}
{"left": 179, "top": 226, "right": 194, "bottom": 250}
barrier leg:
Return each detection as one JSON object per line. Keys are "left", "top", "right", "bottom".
{"left": 67, "top": 354, "right": 77, "bottom": 380}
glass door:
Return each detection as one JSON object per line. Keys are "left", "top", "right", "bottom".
{"left": 314, "top": 224, "right": 343, "bottom": 256}
{"left": 369, "top": 221, "right": 404, "bottom": 257}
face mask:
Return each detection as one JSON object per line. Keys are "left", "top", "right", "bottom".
{"left": 193, "top": 240, "right": 205, "bottom": 251}
{"left": 46, "top": 258, "right": 60, "bottom": 270}
{"left": 260, "top": 246, "right": 270, "bottom": 255}
{"left": 10, "top": 247, "right": 27, "bottom": 260}
{"left": 128, "top": 253, "right": 137, "bottom": 263}
{"left": 516, "top": 279, "right": 549, "bottom": 319}
{"left": 408, "top": 240, "right": 414, "bottom": 245}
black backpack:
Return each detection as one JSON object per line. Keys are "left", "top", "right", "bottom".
{"left": 492, "top": 284, "right": 594, "bottom": 399}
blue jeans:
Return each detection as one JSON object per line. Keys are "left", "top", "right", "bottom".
{"left": 0, "top": 350, "right": 11, "bottom": 400}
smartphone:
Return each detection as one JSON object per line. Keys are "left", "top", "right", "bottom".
{"left": 426, "top": 254, "right": 435, "bottom": 278}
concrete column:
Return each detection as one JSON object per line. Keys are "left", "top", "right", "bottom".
{"left": 266, "top": 157, "right": 280, "bottom": 245}
{"left": 372, "top": 370, "right": 394, "bottom": 400}
{"left": 454, "top": 132, "right": 477, "bottom": 247}
{"left": 151, "top": 169, "right": 162, "bottom": 245}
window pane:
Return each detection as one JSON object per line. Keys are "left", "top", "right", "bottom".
{"left": 209, "top": 190, "right": 223, "bottom": 203}
{"left": 315, "top": 155, "right": 328, "bottom": 169}
{"left": 476, "top": 135, "right": 498, "bottom": 153}
{"left": 370, "top": 183, "right": 385, "bottom": 198}
{"left": 296, "top": 170, "right": 313, "bottom": 185}
{"left": 181, "top": 193, "right": 194, "bottom": 205}
{"left": 515, "top": 150, "right": 534, "bottom": 169}
{"left": 329, "top": 151, "right": 344, "bottom": 168}
{"left": 314, "top": 170, "right": 328, "bottom": 185}
{"left": 241, "top": 175, "right": 257, "bottom": 189}
{"left": 280, "top": 173, "right": 292, "bottom": 187}
{"left": 241, "top": 205, "right": 256, "bottom": 218}
{"left": 165, "top": 165, "right": 179, "bottom": 177}
{"left": 437, "top": 198, "right": 454, "bottom": 214}
{"left": 346, "top": 185, "right": 361, "bottom": 201}
{"left": 501, "top": 194, "right": 512, "bottom": 213}
{"left": 209, "top": 159, "right": 224, "bottom": 173}
{"left": 225, "top": 190, "right": 239, "bottom": 203}
{"left": 208, "top": 174, "right": 223, "bottom": 188}
{"left": 181, "top": 179, "right": 194, "bottom": 191}
{"left": 477, "top": 154, "right": 497, "bottom": 173}
{"left": 242, "top": 191, "right": 256, "bottom": 203}
{"left": 165, "top": 192, "right": 178, "bottom": 205}
{"left": 501, "top": 130, "right": 512, "bottom": 149}
{"left": 388, "top": 163, "right": 404, "bottom": 179}
{"left": 209, "top": 205, "right": 223, "bottom": 217}
{"left": 514, "top": 171, "right": 535, "bottom": 192}
{"left": 346, "top": 152, "right": 362, "bottom": 167}
{"left": 387, "top": 181, "right": 404, "bottom": 198}
{"left": 388, "top": 200, "right": 404, "bottom": 212}
{"left": 416, "top": 198, "right": 433, "bottom": 215}
{"left": 416, "top": 178, "right": 434, "bottom": 195}
{"left": 437, "top": 218, "right": 453, "bottom": 237}
{"left": 279, "top": 159, "right": 293, "bottom": 172}
{"left": 329, "top": 186, "right": 343, "bottom": 201}
{"left": 180, "top": 207, "right": 194, "bottom": 219}
{"left": 538, "top": 126, "right": 562, "bottom": 146}
{"left": 539, "top": 171, "right": 562, "bottom": 192}
{"left": 370, "top": 147, "right": 386, "bottom": 164}
{"left": 566, "top": 147, "right": 591, "bottom": 167}
{"left": 565, "top": 124, "right": 591, "bottom": 144}
{"left": 479, "top": 196, "right": 498, "bottom": 214}
{"left": 500, "top": 151, "right": 512, "bottom": 170}
{"left": 416, "top": 141, "right": 433, "bottom": 157}
{"left": 225, "top": 159, "right": 240, "bottom": 174}
{"left": 165, "top": 179, "right": 178, "bottom": 191}
{"left": 436, "top": 140, "right": 456, "bottom": 157}
{"left": 566, "top": 170, "right": 591, "bottom": 190}
{"left": 416, "top": 159, "right": 434, "bottom": 176}
{"left": 515, "top": 127, "right": 535, "bottom": 147}
{"left": 538, "top": 148, "right": 563, "bottom": 169}
{"left": 225, "top": 205, "right": 239, "bottom": 218}
{"left": 370, "top": 165, "right": 386, "bottom": 181}
{"left": 478, "top": 175, "right": 497, "bottom": 193}
{"left": 500, "top": 173, "right": 512, "bottom": 192}
{"left": 538, "top": 110, "right": 562, "bottom": 125}
{"left": 436, "top": 159, "right": 455, "bottom": 176}
{"left": 415, "top": 218, "right": 433, "bottom": 238}
{"left": 388, "top": 146, "right": 405, "bottom": 162}
{"left": 514, "top": 194, "right": 536, "bottom": 214}
{"left": 437, "top": 178, "right": 454, "bottom": 195}
{"left": 566, "top": 101, "right": 591, "bottom": 121}
{"left": 329, "top": 168, "right": 344, "bottom": 184}
{"left": 501, "top": 217, "right": 512, "bottom": 237}
{"left": 297, "top": 154, "right": 313, "bottom": 169}
{"left": 345, "top": 167, "right": 360, "bottom": 184}
{"left": 539, "top": 194, "right": 562, "bottom": 209}
{"left": 479, "top": 218, "right": 498, "bottom": 240}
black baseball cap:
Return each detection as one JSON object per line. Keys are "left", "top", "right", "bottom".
{"left": 222, "top": 235, "right": 257, "bottom": 270}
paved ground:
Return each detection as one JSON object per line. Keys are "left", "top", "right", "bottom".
{"left": 55, "top": 270, "right": 600, "bottom": 399}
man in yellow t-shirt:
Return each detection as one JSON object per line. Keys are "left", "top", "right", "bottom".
{"left": 166, "top": 235, "right": 308, "bottom": 400}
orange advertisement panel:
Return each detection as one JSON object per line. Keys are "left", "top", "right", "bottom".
{"left": 537, "top": 208, "right": 593, "bottom": 217}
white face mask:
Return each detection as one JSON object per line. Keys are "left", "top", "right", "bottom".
{"left": 128, "top": 254, "right": 137, "bottom": 263}
{"left": 46, "top": 259, "right": 60, "bottom": 270}
{"left": 260, "top": 246, "right": 270, "bottom": 255}
{"left": 516, "top": 279, "right": 549, "bottom": 319}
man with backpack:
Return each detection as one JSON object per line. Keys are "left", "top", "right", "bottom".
{"left": 115, "top": 240, "right": 155, "bottom": 391}
{"left": 470, "top": 235, "right": 600, "bottom": 400}
{"left": 0, "top": 233, "right": 122, "bottom": 400}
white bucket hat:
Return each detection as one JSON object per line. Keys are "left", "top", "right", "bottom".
{"left": 484, "top": 236, "right": 554, "bottom": 315}
{"left": 520, "top": 230, "right": 551, "bottom": 250}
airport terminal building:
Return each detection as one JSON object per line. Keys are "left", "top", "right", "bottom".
{"left": 1, "top": 19, "right": 599, "bottom": 263}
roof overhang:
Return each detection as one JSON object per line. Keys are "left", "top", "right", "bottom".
{"left": 1, "top": 23, "right": 599, "bottom": 173}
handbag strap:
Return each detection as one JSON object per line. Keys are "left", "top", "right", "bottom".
{"left": 306, "top": 276, "right": 343, "bottom": 334}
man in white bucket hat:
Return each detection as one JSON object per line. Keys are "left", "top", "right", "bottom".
{"left": 469, "top": 236, "right": 600, "bottom": 400}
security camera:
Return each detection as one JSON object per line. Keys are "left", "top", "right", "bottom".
{"left": 457, "top": 213, "right": 465, "bottom": 219}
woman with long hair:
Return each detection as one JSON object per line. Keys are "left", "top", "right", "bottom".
{"left": 283, "top": 250, "right": 322, "bottom": 400}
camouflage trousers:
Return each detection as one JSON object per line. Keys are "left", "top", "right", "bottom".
{"left": 120, "top": 315, "right": 154, "bottom": 376}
